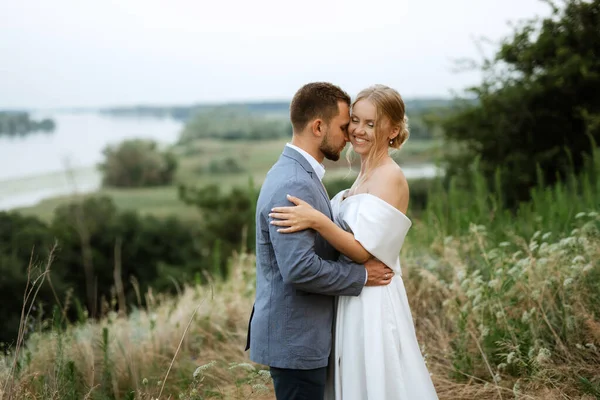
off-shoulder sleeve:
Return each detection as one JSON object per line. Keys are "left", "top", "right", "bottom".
{"left": 341, "top": 195, "right": 412, "bottom": 269}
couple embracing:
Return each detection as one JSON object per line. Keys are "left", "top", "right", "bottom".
{"left": 245, "top": 82, "right": 438, "bottom": 400}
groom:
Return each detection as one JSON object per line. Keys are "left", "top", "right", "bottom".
{"left": 245, "top": 82, "right": 395, "bottom": 400}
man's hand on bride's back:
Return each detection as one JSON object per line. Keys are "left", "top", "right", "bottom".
{"left": 364, "top": 259, "right": 394, "bottom": 286}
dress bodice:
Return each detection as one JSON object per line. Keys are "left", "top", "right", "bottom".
{"left": 330, "top": 190, "right": 412, "bottom": 274}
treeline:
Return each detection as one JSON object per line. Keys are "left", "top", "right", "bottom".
{"left": 0, "top": 182, "right": 258, "bottom": 345}
{"left": 440, "top": 0, "right": 600, "bottom": 206}
{"left": 178, "top": 105, "right": 443, "bottom": 142}
{"left": 178, "top": 107, "right": 293, "bottom": 142}
{"left": 99, "top": 99, "right": 452, "bottom": 121}
{"left": 0, "top": 112, "right": 55, "bottom": 137}
{"left": 99, "top": 101, "right": 291, "bottom": 121}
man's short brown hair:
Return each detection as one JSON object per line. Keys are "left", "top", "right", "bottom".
{"left": 289, "top": 82, "right": 351, "bottom": 132}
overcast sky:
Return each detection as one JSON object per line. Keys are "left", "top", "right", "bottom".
{"left": 0, "top": 0, "right": 551, "bottom": 109}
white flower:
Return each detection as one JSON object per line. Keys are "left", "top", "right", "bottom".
{"left": 563, "top": 278, "right": 574, "bottom": 287}
{"left": 572, "top": 255, "right": 586, "bottom": 264}
{"left": 536, "top": 348, "right": 551, "bottom": 364}
{"left": 575, "top": 212, "right": 587, "bottom": 219}
{"left": 228, "top": 362, "right": 255, "bottom": 371}
{"left": 251, "top": 384, "right": 270, "bottom": 393}
{"left": 487, "top": 279, "right": 500, "bottom": 289}
{"left": 542, "top": 232, "right": 552, "bottom": 240}
{"left": 507, "top": 352, "right": 517, "bottom": 364}
{"left": 585, "top": 343, "right": 598, "bottom": 351}
{"left": 499, "top": 241, "right": 511, "bottom": 248}
{"left": 193, "top": 361, "right": 217, "bottom": 379}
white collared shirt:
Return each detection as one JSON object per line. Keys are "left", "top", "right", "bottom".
{"left": 285, "top": 143, "right": 325, "bottom": 181}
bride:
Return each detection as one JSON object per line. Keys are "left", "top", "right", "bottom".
{"left": 269, "top": 85, "right": 438, "bottom": 399}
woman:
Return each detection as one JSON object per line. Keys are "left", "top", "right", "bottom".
{"left": 268, "top": 85, "right": 438, "bottom": 399}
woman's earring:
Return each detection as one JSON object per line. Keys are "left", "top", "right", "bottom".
{"left": 389, "top": 139, "right": 393, "bottom": 145}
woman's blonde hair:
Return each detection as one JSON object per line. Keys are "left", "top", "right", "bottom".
{"left": 347, "top": 85, "right": 409, "bottom": 187}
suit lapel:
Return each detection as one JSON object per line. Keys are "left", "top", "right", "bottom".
{"left": 282, "top": 146, "right": 333, "bottom": 217}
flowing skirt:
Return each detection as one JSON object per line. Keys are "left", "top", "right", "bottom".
{"left": 327, "top": 276, "right": 438, "bottom": 400}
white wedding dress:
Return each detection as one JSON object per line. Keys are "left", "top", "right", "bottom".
{"left": 326, "top": 190, "right": 438, "bottom": 400}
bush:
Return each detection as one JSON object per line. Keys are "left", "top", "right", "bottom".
{"left": 98, "top": 139, "right": 177, "bottom": 188}
{"left": 442, "top": 0, "right": 600, "bottom": 206}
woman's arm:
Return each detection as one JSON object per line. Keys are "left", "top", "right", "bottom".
{"left": 269, "top": 194, "right": 372, "bottom": 264}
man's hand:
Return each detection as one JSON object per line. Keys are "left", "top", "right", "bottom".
{"left": 364, "top": 259, "right": 395, "bottom": 286}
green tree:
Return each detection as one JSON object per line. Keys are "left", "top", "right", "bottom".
{"left": 442, "top": 0, "right": 600, "bottom": 206}
{"left": 98, "top": 139, "right": 178, "bottom": 188}
{"left": 178, "top": 182, "right": 257, "bottom": 278}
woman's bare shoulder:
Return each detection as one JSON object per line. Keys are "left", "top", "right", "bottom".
{"left": 367, "top": 163, "right": 409, "bottom": 212}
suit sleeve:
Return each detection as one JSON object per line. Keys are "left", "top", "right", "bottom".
{"left": 267, "top": 178, "right": 366, "bottom": 296}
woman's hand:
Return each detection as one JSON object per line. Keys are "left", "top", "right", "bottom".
{"left": 269, "top": 194, "right": 324, "bottom": 233}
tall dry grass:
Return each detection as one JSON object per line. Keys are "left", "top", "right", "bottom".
{"left": 1, "top": 209, "right": 598, "bottom": 399}
{"left": 1, "top": 147, "right": 599, "bottom": 399}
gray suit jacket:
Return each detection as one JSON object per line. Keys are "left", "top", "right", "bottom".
{"left": 247, "top": 146, "right": 366, "bottom": 370}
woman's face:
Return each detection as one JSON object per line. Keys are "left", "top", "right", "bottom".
{"left": 348, "top": 99, "right": 386, "bottom": 157}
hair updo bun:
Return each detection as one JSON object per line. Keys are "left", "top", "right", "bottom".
{"left": 389, "top": 115, "right": 409, "bottom": 149}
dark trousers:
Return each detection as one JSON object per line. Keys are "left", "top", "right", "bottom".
{"left": 270, "top": 366, "right": 328, "bottom": 400}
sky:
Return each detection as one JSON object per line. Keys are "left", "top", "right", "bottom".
{"left": 0, "top": 0, "right": 552, "bottom": 109}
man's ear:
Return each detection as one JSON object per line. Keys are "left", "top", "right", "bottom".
{"left": 311, "top": 119, "right": 324, "bottom": 138}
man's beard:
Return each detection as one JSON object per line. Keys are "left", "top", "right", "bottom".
{"left": 320, "top": 132, "right": 343, "bottom": 162}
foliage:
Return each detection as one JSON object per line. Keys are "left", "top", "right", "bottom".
{"left": 178, "top": 180, "right": 258, "bottom": 278}
{"left": 0, "top": 196, "right": 206, "bottom": 344}
{"left": 179, "top": 107, "right": 292, "bottom": 143}
{"left": 442, "top": 0, "right": 600, "bottom": 206}
{"left": 0, "top": 112, "right": 55, "bottom": 137}
{"left": 98, "top": 139, "right": 178, "bottom": 188}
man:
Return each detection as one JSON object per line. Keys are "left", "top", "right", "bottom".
{"left": 245, "top": 82, "right": 395, "bottom": 400}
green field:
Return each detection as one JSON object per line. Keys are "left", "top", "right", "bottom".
{"left": 14, "top": 138, "right": 442, "bottom": 221}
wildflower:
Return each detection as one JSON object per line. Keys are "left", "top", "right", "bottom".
{"left": 193, "top": 361, "right": 217, "bottom": 379}
{"left": 499, "top": 241, "right": 511, "bottom": 248}
{"left": 479, "top": 324, "right": 490, "bottom": 338}
{"left": 507, "top": 351, "right": 517, "bottom": 364}
{"left": 583, "top": 263, "right": 593, "bottom": 273}
{"left": 258, "top": 369, "right": 271, "bottom": 377}
{"left": 563, "top": 278, "right": 574, "bottom": 287}
{"left": 536, "top": 348, "right": 551, "bottom": 364}
{"left": 575, "top": 212, "right": 587, "bottom": 219}
{"left": 251, "top": 384, "right": 270, "bottom": 393}
{"left": 542, "top": 232, "right": 552, "bottom": 240}
{"left": 487, "top": 279, "right": 500, "bottom": 290}
{"left": 572, "top": 255, "right": 586, "bottom": 264}
{"left": 536, "top": 257, "right": 548, "bottom": 266}
{"left": 588, "top": 211, "right": 598, "bottom": 218}
{"left": 585, "top": 343, "right": 598, "bottom": 351}
{"left": 142, "top": 378, "right": 148, "bottom": 386}
{"left": 228, "top": 362, "right": 255, "bottom": 371}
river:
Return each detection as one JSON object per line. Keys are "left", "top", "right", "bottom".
{"left": 0, "top": 112, "right": 183, "bottom": 210}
